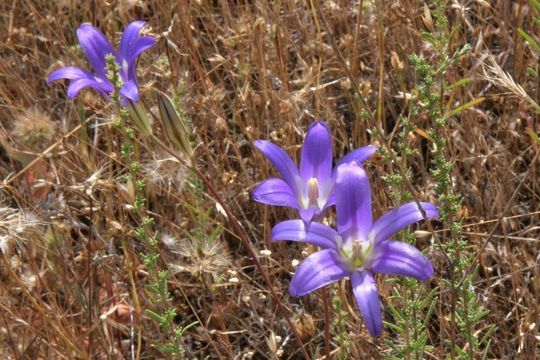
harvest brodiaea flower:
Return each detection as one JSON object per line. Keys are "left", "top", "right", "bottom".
{"left": 272, "top": 161, "right": 439, "bottom": 336}
{"left": 253, "top": 121, "right": 377, "bottom": 223}
{"left": 47, "top": 21, "right": 155, "bottom": 102}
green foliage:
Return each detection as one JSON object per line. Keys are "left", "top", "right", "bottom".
{"left": 105, "top": 56, "right": 193, "bottom": 357}
{"left": 379, "top": 1, "right": 495, "bottom": 358}
{"left": 518, "top": 0, "right": 540, "bottom": 60}
{"left": 409, "top": 2, "right": 495, "bottom": 359}
{"left": 332, "top": 296, "right": 352, "bottom": 360}
{"left": 383, "top": 284, "right": 437, "bottom": 360}
{"left": 517, "top": 0, "right": 540, "bottom": 145}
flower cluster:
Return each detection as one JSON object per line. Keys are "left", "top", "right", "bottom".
{"left": 253, "top": 122, "right": 377, "bottom": 223}
{"left": 254, "top": 122, "right": 439, "bottom": 336}
{"left": 47, "top": 21, "right": 155, "bottom": 103}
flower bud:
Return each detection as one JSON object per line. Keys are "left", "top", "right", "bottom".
{"left": 127, "top": 101, "right": 153, "bottom": 138}
{"left": 158, "top": 93, "right": 194, "bottom": 160}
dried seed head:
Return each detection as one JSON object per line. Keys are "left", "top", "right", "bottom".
{"left": 163, "top": 232, "right": 231, "bottom": 282}
{"left": 390, "top": 51, "right": 404, "bottom": 71}
{"left": 422, "top": 3, "right": 434, "bottom": 32}
{"left": 260, "top": 249, "right": 272, "bottom": 257}
{"left": 160, "top": 232, "right": 179, "bottom": 249}
{"left": 483, "top": 55, "right": 538, "bottom": 111}
{"left": 266, "top": 331, "right": 279, "bottom": 355}
{"left": 360, "top": 80, "right": 372, "bottom": 98}
{"left": 142, "top": 154, "right": 187, "bottom": 192}
{"left": 0, "top": 235, "right": 10, "bottom": 256}
{"left": 0, "top": 207, "right": 42, "bottom": 256}
{"left": 293, "top": 313, "right": 315, "bottom": 341}
{"left": 11, "top": 107, "right": 56, "bottom": 150}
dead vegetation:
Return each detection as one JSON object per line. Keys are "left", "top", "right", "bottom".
{"left": 0, "top": 0, "right": 538, "bottom": 358}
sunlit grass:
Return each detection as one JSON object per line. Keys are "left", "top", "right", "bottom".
{"left": 0, "top": 1, "right": 538, "bottom": 358}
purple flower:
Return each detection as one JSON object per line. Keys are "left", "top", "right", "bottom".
{"left": 271, "top": 161, "right": 439, "bottom": 336}
{"left": 253, "top": 121, "right": 377, "bottom": 223}
{"left": 47, "top": 21, "right": 155, "bottom": 103}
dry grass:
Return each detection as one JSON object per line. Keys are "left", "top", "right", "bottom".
{"left": 0, "top": 0, "right": 538, "bottom": 359}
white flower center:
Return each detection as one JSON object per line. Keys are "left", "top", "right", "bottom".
{"left": 339, "top": 239, "right": 374, "bottom": 270}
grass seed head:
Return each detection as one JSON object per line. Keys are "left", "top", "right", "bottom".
{"left": 162, "top": 232, "right": 231, "bottom": 283}
{"left": 0, "top": 207, "right": 42, "bottom": 256}
{"left": 142, "top": 155, "right": 188, "bottom": 192}
{"left": 11, "top": 107, "right": 56, "bottom": 150}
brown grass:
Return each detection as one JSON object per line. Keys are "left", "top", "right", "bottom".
{"left": 0, "top": 0, "right": 538, "bottom": 359}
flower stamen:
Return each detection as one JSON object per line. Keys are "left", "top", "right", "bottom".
{"left": 307, "top": 177, "right": 320, "bottom": 208}
{"left": 340, "top": 240, "right": 373, "bottom": 270}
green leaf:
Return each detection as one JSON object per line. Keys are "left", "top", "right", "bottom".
{"left": 482, "top": 339, "right": 493, "bottom": 360}
{"left": 446, "top": 78, "right": 471, "bottom": 90}
{"left": 530, "top": 0, "right": 540, "bottom": 10}
{"left": 456, "top": 347, "right": 466, "bottom": 357}
{"left": 424, "top": 297, "right": 437, "bottom": 325}
{"left": 472, "top": 309, "right": 491, "bottom": 322}
{"left": 479, "top": 324, "right": 497, "bottom": 346}
{"left": 421, "top": 30, "right": 436, "bottom": 46}
{"left": 146, "top": 309, "right": 165, "bottom": 323}
{"left": 449, "top": 97, "right": 485, "bottom": 117}
{"left": 413, "top": 333, "right": 427, "bottom": 349}
{"left": 182, "top": 321, "right": 199, "bottom": 332}
{"left": 420, "top": 286, "right": 439, "bottom": 308}
{"left": 382, "top": 321, "right": 403, "bottom": 332}
{"left": 386, "top": 301, "right": 405, "bottom": 323}
{"left": 517, "top": 28, "right": 540, "bottom": 53}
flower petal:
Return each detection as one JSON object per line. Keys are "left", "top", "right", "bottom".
{"left": 337, "top": 145, "right": 378, "bottom": 166}
{"left": 253, "top": 178, "right": 299, "bottom": 208}
{"left": 351, "top": 271, "right": 382, "bottom": 337}
{"left": 66, "top": 77, "right": 113, "bottom": 98}
{"left": 47, "top": 66, "right": 91, "bottom": 83}
{"left": 335, "top": 162, "right": 372, "bottom": 240}
{"left": 254, "top": 140, "right": 301, "bottom": 194}
{"left": 300, "top": 121, "right": 333, "bottom": 185}
{"left": 124, "top": 36, "right": 156, "bottom": 81}
{"left": 271, "top": 220, "right": 340, "bottom": 249}
{"left": 371, "top": 240, "right": 434, "bottom": 281}
{"left": 323, "top": 189, "right": 336, "bottom": 210}
{"left": 322, "top": 145, "right": 376, "bottom": 207}
{"left": 76, "top": 24, "right": 116, "bottom": 79}
{"left": 118, "top": 21, "right": 155, "bottom": 82}
{"left": 127, "top": 36, "right": 156, "bottom": 62}
{"left": 289, "top": 249, "right": 349, "bottom": 296}
{"left": 119, "top": 21, "right": 147, "bottom": 61}
{"left": 119, "top": 79, "right": 139, "bottom": 102}
{"left": 299, "top": 208, "right": 321, "bottom": 223}
{"left": 369, "top": 202, "right": 439, "bottom": 243}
